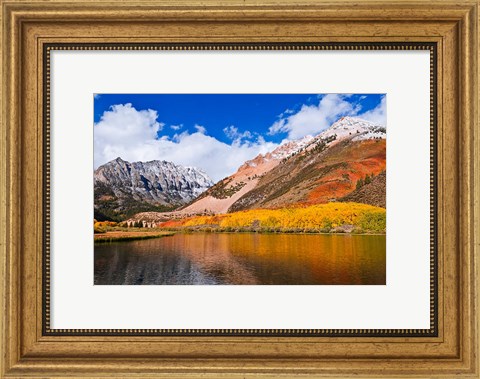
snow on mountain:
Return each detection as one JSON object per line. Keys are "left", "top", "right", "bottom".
{"left": 238, "top": 117, "right": 384, "bottom": 174}
{"left": 237, "top": 134, "right": 315, "bottom": 172}
{"left": 180, "top": 116, "right": 385, "bottom": 215}
{"left": 317, "top": 116, "right": 386, "bottom": 143}
{"left": 94, "top": 157, "right": 214, "bottom": 207}
{"left": 269, "top": 135, "right": 316, "bottom": 159}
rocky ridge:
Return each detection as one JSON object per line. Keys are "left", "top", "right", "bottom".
{"left": 94, "top": 157, "right": 213, "bottom": 220}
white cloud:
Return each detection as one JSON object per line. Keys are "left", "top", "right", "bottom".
{"left": 268, "top": 94, "right": 386, "bottom": 140}
{"left": 170, "top": 124, "right": 183, "bottom": 130}
{"left": 94, "top": 103, "right": 163, "bottom": 162}
{"left": 268, "top": 94, "right": 362, "bottom": 140}
{"left": 223, "top": 125, "right": 253, "bottom": 143}
{"left": 94, "top": 104, "right": 277, "bottom": 181}
{"left": 194, "top": 124, "right": 206, "bottom": 134}
{"left": 94, "top": 94, "right": 101, "bottom": 100}
{"left": 358, "top": 95, "right": 386, "bottom": 126}
{"left": 278, "top": 108, "right": 294, "bottom": 118}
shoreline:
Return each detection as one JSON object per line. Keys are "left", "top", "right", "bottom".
{"left": 94, "top": 231, "right": 175, "bottom": 243}
{"left": 168, "top": 228, "right": 386, "bottom": 236}
{"left": 96, "top": 228, "right": 385, "bottom": 241}
{"left": 93, "top": 226, "right": 385, "bottom": 244}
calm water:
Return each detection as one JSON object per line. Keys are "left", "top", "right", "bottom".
{"left": 94, "top": 233, "right": 385, "bottom": 285}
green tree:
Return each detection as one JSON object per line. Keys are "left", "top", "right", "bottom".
{"left": 356, "top": 177, "right": 364, "bottom": 190}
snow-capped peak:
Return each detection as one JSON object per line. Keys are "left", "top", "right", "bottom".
{"left": 317, "top": 116, "right": 386, "bottom": 142}
{"left": 269, "top": 134, "right": 315, "bottom": 160}
{"left": 240, "top": 134, "right": 315, "bottom": 170}
{"left": 235, "top": 116, "right": 385, "bottom": 177}
{"left": 94, "top": 158, "right": 214, "bottom": 205}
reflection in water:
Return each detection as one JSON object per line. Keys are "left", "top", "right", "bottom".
{"left": 94, "top": 233, "right": 385, "bottom": 285}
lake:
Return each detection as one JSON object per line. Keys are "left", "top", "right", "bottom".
{"left": 94, "top": 233, "right": 385, "bottom": 285}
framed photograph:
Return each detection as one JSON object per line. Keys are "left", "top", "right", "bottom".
{"left": 93, "top": 93, "right": 388, "bottom": 286}
{"left": 1, "top": 0, "right": 478, "bottom": 377}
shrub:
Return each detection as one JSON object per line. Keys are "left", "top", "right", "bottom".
{"left": 94, "top": 222, "right": 107, "bottom": 234}
{"left": 358, "top": 211, "right": 386, "bottom": 232}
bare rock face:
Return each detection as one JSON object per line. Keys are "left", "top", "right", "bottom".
{"left": 94, "top": 157, "right": 213, "bottom": 220}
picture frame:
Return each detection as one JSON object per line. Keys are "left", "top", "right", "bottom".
{"left": 1, "top": 0, "right": 478, "bottom": 377}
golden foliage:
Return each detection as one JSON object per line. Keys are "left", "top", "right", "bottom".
{"left": 178, "top": 202, "right": 386, "bottom": 232}
{"left": 93, "top": 221, "right": 117, "bottom": 233}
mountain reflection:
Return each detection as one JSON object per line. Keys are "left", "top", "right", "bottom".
{"left": 94, "top": 233, "right": 386, "bottom": 285}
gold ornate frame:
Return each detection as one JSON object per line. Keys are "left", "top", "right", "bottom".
{"left": 1, "top": 0, "right": 478, "bottom": 377}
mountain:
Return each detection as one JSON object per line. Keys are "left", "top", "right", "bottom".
{"left": 177, "top": 134, "right": 316, "bottom": 214}
{"left": 339, "top": 170, "right": 386, "bottom": 208}
{"left": 181, "top": 116, "right": 386, "bottom": 214}
{"left": 94, "top": 157, "right": 214, "bottom": 221}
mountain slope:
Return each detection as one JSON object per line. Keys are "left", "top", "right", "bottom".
{"left": 180, "top": 135, "right": 316, "bottom": 214}
{"left": 229, "top": 138, "right": 385, "bottom": 211}
{"left": 94, "top": 157, "right": 213, "bottom": 220}
{"left": 183, "top": 116, "right": 386, "bottom": 214}
{"left": 339, "top": 170, "right": 386, "bottom": 208}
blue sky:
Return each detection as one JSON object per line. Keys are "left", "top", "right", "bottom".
{"left": 94, "top": 94, "right": 386, "bottom": 181}
{"left": 94, "top": 94, "right": 384, "bottom": 145}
